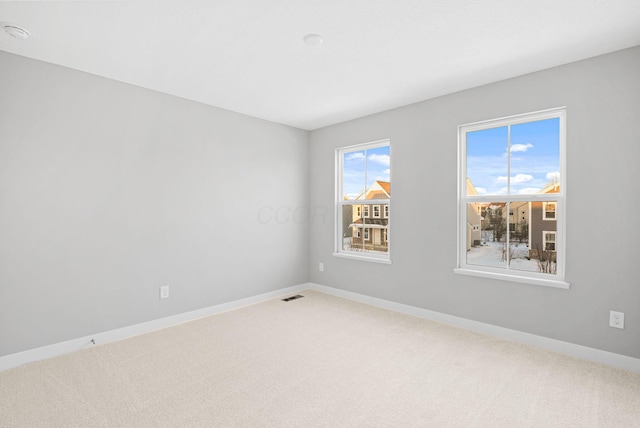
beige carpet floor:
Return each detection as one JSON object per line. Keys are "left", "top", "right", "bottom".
{"left": 1, "top": 289, "right": 639, "bottom": 427}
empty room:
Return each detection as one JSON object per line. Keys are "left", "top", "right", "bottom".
{"left": 1, "top": 1, "right": 639, "bottom": 426}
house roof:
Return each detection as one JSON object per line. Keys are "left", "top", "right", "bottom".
{"left": 355, "top": 181, "right": 390, "bottom": 200}
{"left": 538, "top": 182, "right": 561, "bottom": 194}
{"left": 350, "top": 218, "right": 389, "bottom": 227}
{"left": 377, "top": 181, "right": 391, "bottom": 195}
{"left": 466, "top": 178, "right": 479, "bottom": 196}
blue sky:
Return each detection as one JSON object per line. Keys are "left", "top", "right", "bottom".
{"left": 466, "top": 118, "right": 560, "bottom": 195}
{"left": 343, "top": 145, "right": 390, "bottom": 199}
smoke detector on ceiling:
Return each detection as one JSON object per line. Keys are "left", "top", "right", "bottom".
{"left": 2, "top": 22, "right": 30, "bottom": 40}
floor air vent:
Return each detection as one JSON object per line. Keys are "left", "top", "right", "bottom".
{"left": 282, "top": 294, "right": 304, "bottom": 302}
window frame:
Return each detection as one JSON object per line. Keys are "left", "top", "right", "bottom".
{"left": 334, "top": 139, "right": 391, "bottom": 264}
{"left": 455, "top": 107, "right": 568, "bottom": 288}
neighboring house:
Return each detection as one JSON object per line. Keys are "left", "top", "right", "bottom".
{"left": 529, "top": 181, "right": 560, "bottom": 260}
{"left": 468, "top": 178, "right": 558, "bottom": 261}
{"left": 466, "top": 178, "right": 483, "bottom": 250}
{"left": 508, "top": 201, "right": 530, "bottom": 243}
{"left": 350, "top": 181, "right": 390, "bottom": 252}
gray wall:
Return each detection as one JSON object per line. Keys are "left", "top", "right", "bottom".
{"left": 0, "top": 51, "right": 310, "bottom": 356}
{"left": 309, "top": 46, "right": 640, "bottom": 358}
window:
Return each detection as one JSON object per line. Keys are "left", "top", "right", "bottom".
{"left": 456, "top": 108, "right": 567, "bottom": 288}
{"left": 543, "top": 202, "right": 556, "bottom": 220}
{"left": 543, "top": 231, "right": 556, "bottom": 251}
{"left": 335, "top": 139, "right": 391, "bottom": 262}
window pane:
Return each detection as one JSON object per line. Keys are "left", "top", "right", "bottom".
{"left": 341, "top": 204, "right": 389, "bottom": 254}
{"left": 365, "top": 145, "right": 391, "bottom": 191}
{"left": 341, "top": 204, "right": 363, "bottom": 252}
{"left": 509, "top": 200, "right": 557, "bottom": 275}
{"left": 342, "top": 150, "right": 366, "bottom": 200}
{"left": 466, "top": 126, "right": 508, "bottom": 196}
{"left": 510, "top": 118, "right": 560, "bottom": 195}
{"left": 465, "top": 202, "right": 507, "bottom": 269}
{"left": 467, "top": 199, "right": 556, "bottom": 274}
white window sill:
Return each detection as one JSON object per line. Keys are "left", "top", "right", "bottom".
{"left": 333, "top": 252, "right": 392, "bottom": 264}
{"left": 453, "top": 268, "right": 570, "bottom": 289}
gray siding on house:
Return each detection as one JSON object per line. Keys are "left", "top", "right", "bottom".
{"left": 529, "top": 202, "right": 558, "bottom": 254}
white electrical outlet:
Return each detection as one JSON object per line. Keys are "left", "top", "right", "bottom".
{"left": 609, "top": 310, "right": 624, "bottom": 329}
{"left": 319, "top": 262, "right": 324, "bottom": 272}
{"left": 160, "top": 285, "right": 170, "bottom": 299}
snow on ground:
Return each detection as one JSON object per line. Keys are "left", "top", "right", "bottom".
{"left": 466, "top": 240, "right": 540, "bottom": 273}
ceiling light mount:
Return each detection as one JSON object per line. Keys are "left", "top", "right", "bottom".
{"left": 2, "top": 22, "right": 30, "bottom": 40}
{"left": 303, "top": 34, "right": 323, "bottom": 46}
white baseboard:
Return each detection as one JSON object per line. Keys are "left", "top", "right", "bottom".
{"left": 4, "top": 282, "right": 638, "bottom": 373}
{"left": 0, "top": 283, "right": 310, "bottom": 372}
{"left": 309, "top": 283, "right": 640, "bottom": 373}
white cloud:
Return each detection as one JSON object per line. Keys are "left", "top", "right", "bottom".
{"left": 496, "top": 174, "right": 534, "bottom": 184}
{"left": 383, "top": 169, "right": 390, "bottom": 175}
{"left": 368, "top": 154, "right": 390, "bottom": 166}
{"left": 513, "top": 174, "right": 534, "bottom": 183}
{"left": 510, "top": 143, "right": 534, "bottom": 153}
{"left": 475, "top": 187, "right": 487, "bottom": 195}
{"left": 345, "top": 152, "right": 365, "bottom": 161}
{"left": 546, "top": 171, "right": 560, "bottom": 181}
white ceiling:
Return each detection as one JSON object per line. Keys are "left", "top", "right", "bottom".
{"left": 1, "top": 1, "right": 639, "bottom": 130}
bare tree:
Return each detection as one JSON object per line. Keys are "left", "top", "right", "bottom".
{"left": 534, "top": 244, "right": 557, "bottom": 274}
